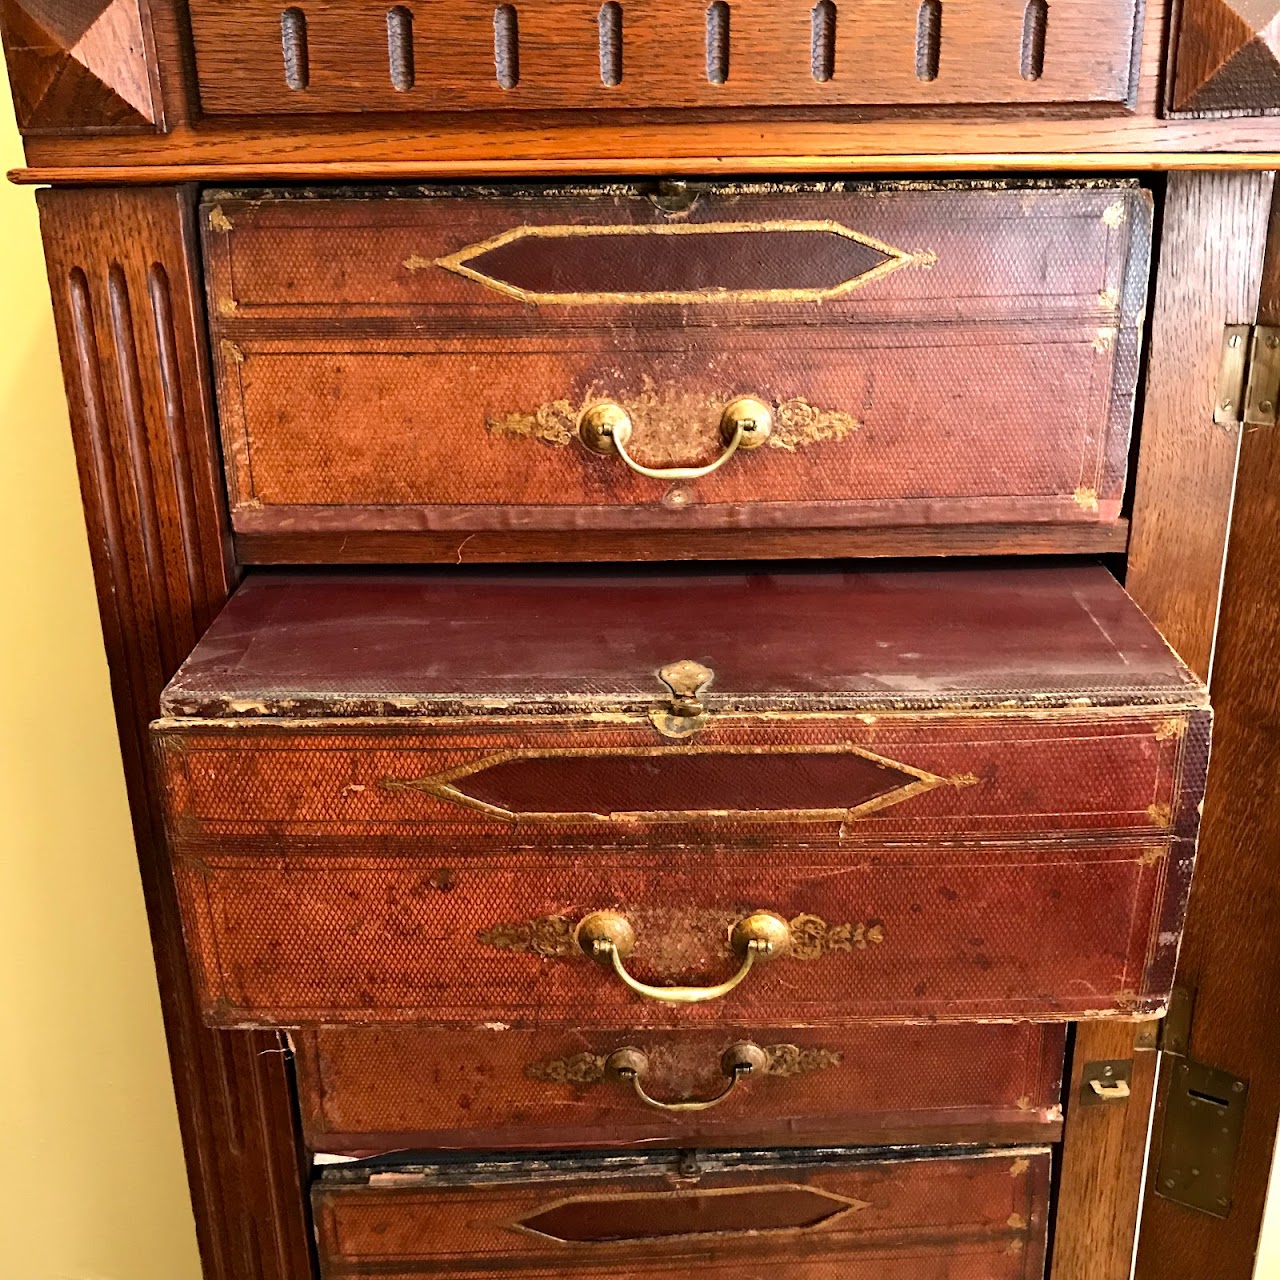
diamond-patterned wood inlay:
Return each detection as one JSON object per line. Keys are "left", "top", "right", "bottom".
{"left": 1, "top": 0, "right": 157, "bottom": 131}
{"left": 1172, "top": 0, "right": 1280, "bottom": 112}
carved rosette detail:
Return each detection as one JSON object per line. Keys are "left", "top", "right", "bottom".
{"left": 526, "top": 1043, "right": 843, "bottom": 1086}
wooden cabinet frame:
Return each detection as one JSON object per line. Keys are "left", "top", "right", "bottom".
{"left": 27, "top": 170, "right": 1280, "bottom": 1280}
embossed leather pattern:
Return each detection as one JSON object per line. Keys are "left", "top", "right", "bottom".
{"left": 153, "top": 565, "right": 1209, "bottom": 1029}
{"left": 201, "top": 182, "right": 1151, "bottom": 541}
{"left": 312, "top": 1148, "right": 1051, "bottom": 1279}
{"left": 293, "top": 1022, "right": 1066, "bottom": 1153}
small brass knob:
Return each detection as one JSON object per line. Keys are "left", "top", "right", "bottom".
{"left": 579, "top": 402, "right": 634, "bottom": 454}
{"left": 720, "top": 397, "right": 773, "bottom": 449}
{"left": 731, "top": 911, "right": 793, "bottom": 958}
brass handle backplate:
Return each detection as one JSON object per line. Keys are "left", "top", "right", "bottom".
{"left": 579, "top": 397, "right": 773, "bottom": 479}
{"left": 605, "top": 1042, "right": 768, "bottom": 1111}
{"left": 575, "top": 910, "right": 791, "bottom": 1004}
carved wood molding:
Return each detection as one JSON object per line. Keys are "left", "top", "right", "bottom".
{"left": 36, "top": 186, "right": 311, "bottom": 1280}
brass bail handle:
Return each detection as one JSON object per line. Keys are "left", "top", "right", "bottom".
{"left": 579, "top": 397, "right": 774, "bottom": 480}
{"left": 605, "top": 1042, "right": 769, "bottom": 1112}
{"left": 575, "top": 910, "right": 791, "bottom": 1004}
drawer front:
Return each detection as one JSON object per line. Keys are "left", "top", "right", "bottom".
{"left": 157, "top": 709, "right": 1206, "bottom": 1027}
{"left": 188, "top": 0, "right": 1138, "bottom": 114}
{"left": 170, "top": 836, "right": 1189, "bottom": 1026}
{"left": 313, "top": 1148, "right": 1051, "bottom": 1279}
{"left": 203, "top": 183, "right": 1150, "bottom": 542}
{"left": 295, "top": 1022, "right": 1065, "bottom": 1153}
{"left": 156, "top": 712, "right": 1202, "bottom": 843}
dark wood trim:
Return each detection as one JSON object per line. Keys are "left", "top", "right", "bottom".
{"left": 235, "top": 521, "right": 1130, "bottom": 566}
{"left": 1052, "top": 169, "right": 1276, "bottom": 1280}
{"left": 1127, "top": 170, "right": 1276, "bottom": 678}
{"left": 1133, "top": 173, "right": 1280, "bottom": 1280}
{"left": 35, "top": 185, "right": 314, "bottom": 1280}
{"left": 1050, "top": 1020, "right": 1160, "bottom": 1280}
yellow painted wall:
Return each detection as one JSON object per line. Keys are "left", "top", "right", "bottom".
{"left": 0, "top": 84, "right": 202, "bottom": 1280}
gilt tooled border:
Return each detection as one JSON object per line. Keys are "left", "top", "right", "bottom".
{"left": 432, "top": 219, "right": 930, "bottom": 306}
{"left": 381, "top": 742, "right": 964, "bottom": 824}
{"left": 505, "top": 1182, "right": 869, "bottom": 1246}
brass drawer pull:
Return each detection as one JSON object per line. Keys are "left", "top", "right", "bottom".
{"left": 604, "top": 1042, "right": 768, "bottom": 1112}
{"left": 579, "top": 397, "right": 773, "bottom": 479}
{"left": 575, "top": 910, "right": 791, "bottom": 1004}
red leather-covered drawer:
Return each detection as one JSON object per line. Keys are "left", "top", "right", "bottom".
{"left": 154, "top": 565, "right": 1209, "bottom": 1030}
{"left": 201, "top": 181, "right": 1150, "bottom": 553}
{"left": 294, "top": 1022, "right": 1065, "bottom": 1154}
{"left": 312, "top": 1147, "right": 1051, "bottom": 1280}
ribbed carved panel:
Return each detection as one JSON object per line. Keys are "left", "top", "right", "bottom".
{"left": 36, "top": 187, "right": 312, "bottom": 1280}
{"left": 185, "top": 0, "right": 1143, "bottom": 114}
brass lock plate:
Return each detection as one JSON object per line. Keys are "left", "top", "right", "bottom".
{"left": 1154, "top": 1059, "right": 1248, "bottom": 1218}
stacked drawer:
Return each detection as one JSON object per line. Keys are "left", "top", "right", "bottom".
{"left": 154, "top": 563, "right": 1209, "bottom": 1277}
{"left": 155, "top": 177, "right": 1202, "bottom": 1277}
{"left": 201, "top": 180, "right": 1151, "bottom": 556}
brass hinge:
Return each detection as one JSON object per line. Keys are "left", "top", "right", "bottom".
{"left": 1153, "top": 984, "right": 1249, "bottom": 1218}
{"left": 1214, "top": 324, "right": 1280, "bottom": 426}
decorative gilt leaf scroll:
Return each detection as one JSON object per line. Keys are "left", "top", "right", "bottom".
{"left": 434, "top": 219, "right": 925, "bottom": 305}
{"left": 384, "top": 743, "right": 958, "bottom": 824}
{"left": 526, "top": 1043, "right": 844, "bottom": 1086}
{"left": 489, "top": 392, "right": 859, "bottom": 453}
{"left": 478, "top": 913, "right": 885, "bottom": 960}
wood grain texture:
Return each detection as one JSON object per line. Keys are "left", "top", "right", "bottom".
{"left": 1168, "top": 0, "right": 1280, "bottom": 114}
{"left": 0, "top": 0, "right": 161, "bottom": 133}
{"left": 293, "top": 1022, "right": 1066, "bottom": 1154}
{"left": 1133, "top": 176, "right": 1280, "bottom": 1280}
{"left": 1126, "top": 170, "right": 1274, "bottom": 679}
{"left": 1049, "top": 1019, "right": 1159, "bottom": 1280}
{"left": 34, "top": 186, "right": 312, "bottom": 1280}
{"left": 183, "top": 0, "right": 1142, "bottom": 113}
{"left": 313, "top": 1147, "right": 1051, "bottom": 1279}
{"left": 18, "top": 2, "right": 1280, "bottom": 172}
{"left": 201, "top": 183, "right": 1148, "bottom": 548}
{"left": 1051, "top": 171, "right": 1276, "bottom": 1280}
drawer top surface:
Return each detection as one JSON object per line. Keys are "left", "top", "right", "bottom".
{"left": 159, "top": 565, "right": 1204, "bottom": 719}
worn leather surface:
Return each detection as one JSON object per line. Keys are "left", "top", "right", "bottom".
{"left": 201, "top": 183, "right": 1152, "bottom": 537}
{"left": 312, "top": 1148, "right": 1051, "bottom": 1278}
{"left": 293, "top": 1022, "right": 1066, "bottom": 1153}
{"left": 158, "top": 564, "right": 1205, "bottom": 716}
{"left": 154, "top": 564, "right": 1208, "bottom": 1029}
